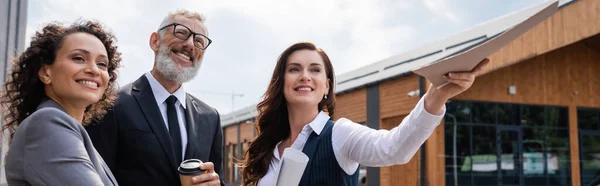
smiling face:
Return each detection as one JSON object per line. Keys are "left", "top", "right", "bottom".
{"left": 39, "top": 32, "right": 110, "bottom": 108}
{"left": 151, "top": 15, "right": 208, "bottom": 83}
{"left": 283, "top": 49, "right": 330, "bottom": 108}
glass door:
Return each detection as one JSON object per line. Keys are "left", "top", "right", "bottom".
{"left": 497, "top": 126, "right": 523, "bottom": 186}
{"left": 580, "top": 131, "right": 600, "bottom": 186}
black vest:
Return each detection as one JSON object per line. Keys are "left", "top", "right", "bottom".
{"left": 299, "top": 120, "right": 359, "bottom": 186}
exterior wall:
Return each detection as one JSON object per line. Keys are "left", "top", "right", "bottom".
{"left": 423, "top": 0, "right": 600, "bottom": 183}
{"left": 379, "top": 74, "right": 420, "bottom": 118}
{"left": 427, "top": 40, "right": 600, "bottom": 186}
{"left": 483, "top": 0, "right": 600, "bottom": 79}
{"left": 425, "top": 119, "right": 445, "bottom": 186}
{"left": 223, "top": 121, "right": 256, "bottom": 185}
{"left": 225, "top": 125, "right": 238, "bottom": 144}
{"left": 224, "top": 122, "right": 256, "bottom": 146}
{"left": 223, "top": 126, "right": 237, "bottom": 184}
{"left": 455, "top": 42, "right": 600, "bottom": 107}
{"left": 335, "top": 88, "right": 367, "bottom": 123}
{"left": 380, "top": 115, "right": 423, "bottom": 186}
{"left": 377, "top": 74, "right": 424, "bottom": 186}
{"left": 239, "top": 122, "right": 255, "bottom": 143}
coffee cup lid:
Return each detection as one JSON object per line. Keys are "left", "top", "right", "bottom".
{"left": 178, "top": 159, "right": 204, "bottom": 175}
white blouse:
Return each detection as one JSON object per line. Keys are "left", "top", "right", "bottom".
{"left": 257, "top": 97, "right": 445, "bottom": 186}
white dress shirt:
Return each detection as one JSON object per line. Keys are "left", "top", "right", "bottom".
{"left": 257, "top": 96, "right": 445, "bottom": 186}
{"left": 145, "top": 72, "right": 188, "bottom": 160}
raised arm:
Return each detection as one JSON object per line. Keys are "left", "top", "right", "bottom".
{"left": 332, "top": 96, "right": 444, "bottom": 168}
{"left": 332, "top": 58, "right": 489, "bottom": 171}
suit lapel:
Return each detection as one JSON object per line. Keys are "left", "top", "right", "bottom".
{"left": 131, "top": 76, "right": 177, "bottom": 169}
{"left": 183, "top": 96, "right": 197, "bottom": 160}
{"left": 184, "top": 95, "right": 212, "bottom": 160}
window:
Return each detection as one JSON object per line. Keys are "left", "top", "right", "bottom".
{"left": 578, "top": 108, "right": 600, "bottom": 185}
{"left": 445, "top": 100, "right": 571, "bottom": 186}
{"left": 233, "top": 143, "right": 242, "bottom": 183}
{"left": 223, "top": 144, "right": 231, "bottom": 182}
{"left": 578, "top": 108, "right": 599, "bottom": 130}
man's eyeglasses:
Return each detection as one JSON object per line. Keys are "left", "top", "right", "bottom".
{"left": 158, "top": 23, "right": 212, "bottom": 50}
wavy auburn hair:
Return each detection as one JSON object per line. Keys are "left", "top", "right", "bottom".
{"left": 241, "top": 42, "right": 336, "bottom": 185}
{"left": 1, "top": 20, "right": 121, "bottom": 142}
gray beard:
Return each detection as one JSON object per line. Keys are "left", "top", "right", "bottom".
{"left": 155, "top": 45, "right": 201, "bottom": 83}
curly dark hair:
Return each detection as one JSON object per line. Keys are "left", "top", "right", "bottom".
{"left": 242, "top": 42, "right": 336, "bottom": 185}
{"left": 0, "top": 20, "right": 122, "bottom": 142}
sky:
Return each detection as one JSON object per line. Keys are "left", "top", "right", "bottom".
{"left": 26, "top": 0, "right": 549, "bottom": 115}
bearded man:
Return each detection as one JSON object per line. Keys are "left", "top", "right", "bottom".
{"left": 86, "top": 9, "right": 223, "bottom": 186}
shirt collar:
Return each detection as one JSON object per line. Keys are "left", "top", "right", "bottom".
{"left": 145, "top": 72, "right": 187, "bottom": 109}
{"left": 306, "top": 111, "right": 331, "bottom": 135}
{"left": 273, "top": 141, "right": 283, "bottom": 160}
{"left": 272, "top": 111, "right": 331, "bottom": 160}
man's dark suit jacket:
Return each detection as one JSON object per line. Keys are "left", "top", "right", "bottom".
{"left": 86, "top": 75, "right": 224, "bottom": 186}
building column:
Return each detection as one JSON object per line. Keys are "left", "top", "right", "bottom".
{"left": 569, "top": 105, "right": 581, "bottom": 186}
{"left": 366, "top": 84, "right": 380, "bottom": 186}
{"left": 1, "top": 0, "right": 28, "bottom": 185}
{"left": 422, "top": 79, "right": 446, "bottom": 186}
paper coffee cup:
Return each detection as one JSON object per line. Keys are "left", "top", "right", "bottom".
{"left": 178, "top": 159, "right": 206, "bottom": 186}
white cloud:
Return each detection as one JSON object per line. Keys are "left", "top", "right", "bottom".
{"left": 423, "top": 0, "right": 461, "bottom": 23}
{"left": 22, "top": 0, "right": 433, "bottom": 114}
{"left": 342, "top": 1, "right": 417, "bottom": 74}
{"left": 32, "top": 0, "right": 143, "bottom": 28}
{"left": 180, "top": 0, "right": 420, "bottom": 112}
{"left": 187, "top": 0, "right": 417, "bottom": 74}
{"left": 25, "top": 0, "right": 538, "bottom": 114}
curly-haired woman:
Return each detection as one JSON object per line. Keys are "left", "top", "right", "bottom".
{"left": 1, "top": 20, "right": 121, "bottom": 186}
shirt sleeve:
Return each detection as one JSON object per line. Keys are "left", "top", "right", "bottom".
{"left": 332, "top": 97, "right": 445, "bottom": 174}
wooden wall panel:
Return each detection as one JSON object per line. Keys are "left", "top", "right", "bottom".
{"left": 380, "top": 115, "right": 421, "bottom": 186}
{"left": 590, "top": 47, "right": 600, "bottom": 105}
{"left": 569, "top": 105, "right": 581, "bottom": 186}
{"left": 379, "top": 74, "right": 420, "bottom": 119}
{"left": 334, "top": 88, "right": 367, "bottom": 123}
{"left": 239, "top": 122, "right": 256, "bottom": 142}
{"left": 483, "top": 0, "right": 600, "bottom": 77}
{"left": 226, "top": 144, "right": 234, "bottom": 183}
{"left": 225, "top": 125, "right": 238, "bottom": 144}
{"left": 454, "top": 41, "right": 600, "bottom": 108}
{"left": 425, "top": 120, "right": 445, "bottom": 186}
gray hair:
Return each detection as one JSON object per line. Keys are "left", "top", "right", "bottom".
{"left": 157, "top": 9, "right": 206, "bottom": 36}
